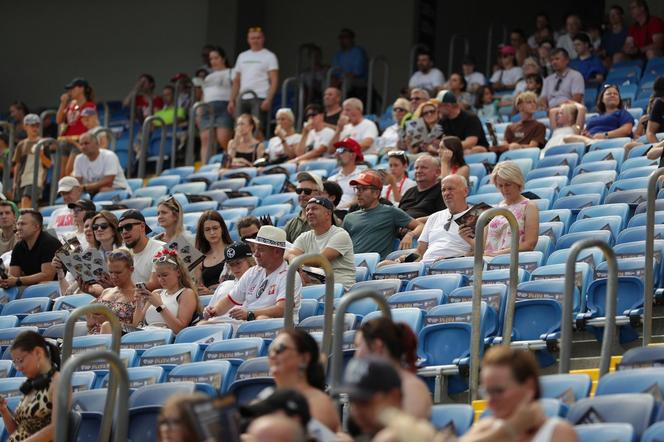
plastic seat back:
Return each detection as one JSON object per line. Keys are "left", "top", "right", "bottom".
{"left": 388, "top": 289, "right": 446, "bottom": 311}
{"left": 566, "top": 393, "right": 654, "bottom": 439}
{"left": 405, "top": 274, "right": 466, "bottom": 295}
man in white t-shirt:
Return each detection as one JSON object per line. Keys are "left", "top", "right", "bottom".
{"left": 291, "top": 104, "right": 336, "bottom": 163}
{"left": 73, "top": 132, "right": 130, "bottom": 196}
{"left": 489, "top": 46, "right": 523, "bottom": 91}
{"left": 118, "top": 209, "right": 164, "bottom": 288}
{"left": 209, "top": 226, "right": 302, "bottom": 324}
{"left": 408, "top": 51, "right": 445, "bottom": 93}
{"left": 229, "top": 27, "right": 279, "bottom": 131}
{"left": 328, "top": 137, "right": 364, "bottom": 210}
{"left": 47, "top": 176, "right": 83, "bottom": 231}
{"left": 330, "top": 98, "right": 378, "bottom": 153}
{"left": 287, "top": 197, "right": 356, "bottom": 290}
{"left": 461, "top": 57, "right": 486, "bottom": 94}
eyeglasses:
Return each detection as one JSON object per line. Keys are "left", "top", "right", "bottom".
{"left": 422, "top": 110, "right": 438, "bottom": 117}
{"left": 158, "top": 417, "right": 182, "bottom": 428}
{"left": 119, "top": 223, "right": 142, "bottom": 232}
{"left": 354, "top": 186, "right": 377, "bottom": 193}
{"left": 268, "top": 342, "right": 295, "bottom": 356}
{"left": 295, "top": 188, "right": 315, "bottom": 195}
{"left": 92, "top": 223, "right": 110, "bottom": 231}
{"left": 393, "top": 107, "right": 408, "bottom": 113}
{"left": 241, "top": 232, "right": 258, "bottom": 242}
{"left": 387, "top": 150, "right": 407, "bottom": 159}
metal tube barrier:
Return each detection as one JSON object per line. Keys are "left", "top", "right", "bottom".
{"left": 448, "top": 34, "right": 470, "bottom": 79}
{"left": 470, "top": 208, "right": 519, "bottom": 402}
{"left": 297, "top": 81, "right": 306, "bottom": 130}
{"left": 485, "top": 23, "right": 508, "bottom": 77}
{"left": 30, "top": 138, "right": 55, "bottom": 210}
{"left": 91, "top": 127, "right": 117, "bottom": 152}
{"left": 235, "top": 89, "right": 261, "bottom": 119}
{"left": 409, "top": 44, "right": 429, "bottom": 75}
{"left": 138, "top": 116, "right": 167, "bottom": 178}
{"left": 285, "top": 254, "right": 335, "bottom": 354}
{"left": 281, "top": 77, "right": 299, "bottom": 110}
{"left": 48, "top": 142, "right": 63, "bottom": 206}
{"left": 186, "top": 102, "right": 213, "bottom": 166}
{"left": 61, "top": 303, "right": 123, "bottom": 442}
{"left": 0, "top": 121, "right": 14, "bottom": 196}
{"left": 367, "top": 56, "right": 390, "bottom": 116}
{"left": 126, "top": 93, "right": 138, "bottom": 178}
{"left": 39, "top": 110, "right": 58, "bottom": 138}
{"left": 644, "top": 168, "right": 664, "bottom": 346}
{"left": 331, "top": 290, "right": 392, "bottom": 392}
{"left": 560, "top": 240, "right": 618, "bottom": 376}
{"left": 171, "top": 81, "right": 181, "bottom": 168}
{"left": 55, "top": 350, "right": 129, "bottom": 442}
{"left": 101, "top": 101, "right": 110, "bottom": 128}
{"left": 324, "top": 67, "right": 349, "bottom": 101}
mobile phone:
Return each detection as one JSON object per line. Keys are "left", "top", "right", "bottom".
{"left": 403, "top": 252, "right": 420, "bottom": 263}
{"left": 135, "top": 283, "right": 147, "bottom": 291}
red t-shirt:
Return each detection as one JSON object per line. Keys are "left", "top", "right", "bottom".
{"left": 629, "top": 15, "right": 664, "bottom": 49}
{"left": 135, "top": 95, "right": 164, "bottom": 119}
{"left": 62, "top": 101, "right": 96, "bottom": 136}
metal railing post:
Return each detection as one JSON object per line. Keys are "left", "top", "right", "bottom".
{"left": 126, "top": 93, "right": 138, "bottom": 178}
{"left": 560, "top": 240, "right": 618, "bottom": 376}
{"left": 367, "top": 56, "right": 390, "bottom": 116}
{"left": 0, "top": 121, "right": 15, "bottom": 196}
{"left": 55, "top": 350, "right": 129, "bottom": 442}
{"left": 139, "top": 116, "right": 166, "bottom": 177}
{"left": 171, "top": 81, "right": 181, "bottom": 168}
{"left": 409, "top": 44, "right": 429, "bottom": 75}
{"left": 186, "top": 102, "right": 215, "bottom": 166}
{"left": 486, "top": 24, "right": 508, "bottom": 77}
{"left": 331, "top": 290, "right": 392, "bottom": 392}
{"left": 643, "top": 168, "right": 664, "bottom": 346}
{"left": 48, "top": 142, "right": 63, "bottom": 206}
{"left": 281, "top": 77, "right": 298, "bottom": 109}
{"left": 91, "top": 127, "right": 117, "bottom": 151}
{"left": 448, "top": 35, "right": 470, "bottom": 78}
{"left": 39, "top": 110, "right": 58, "bottom": 138}
{"left": 324, "top": 67, "right": 349, "bottom": 101}
{"left": 470, "top": 208, "right": 519, "bottom": 402}
{"left": 30, "top": 138, "right": 55, "bottom": 210}
{"left": 285, "top": 254, "right": 335, "bottom": 354}
{"left": 101, "top": 101, "right": 110, "bottom": 128}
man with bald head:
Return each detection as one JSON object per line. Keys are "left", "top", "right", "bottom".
{"left": 397, "top": 154, "right": 445, "bottom": 221}
{"left": 330, "top": 97, "right": 378, "bottom": 153}
{"left": 73, "top": 131, "right": 130, "bottom": 196}
{"left": 246, "top": 414, "right": 306, "bottom": 442}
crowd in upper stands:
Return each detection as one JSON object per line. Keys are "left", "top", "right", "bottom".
{"left": 2, "top": 1, "right": 664, "bottom": 440}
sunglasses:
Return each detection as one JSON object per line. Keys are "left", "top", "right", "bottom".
{"left": 305, "top": 112, "right": 319, "bottom": 119}
{"left": 387, "top": 150, "right": 407, "bottom": 158}
{"left": 295, "top": 188, "right": 315, "bottom": 195}
{"left": 92, "top": 223, "right": 110, "bottom": 231}
{"left": 268, "top": 342, "right": 295, "bottom": 356}
{"left": 393, "top": 107, "right": 408, "bottom": 113}
{"left": 119, "top": 222, "right": 142, "bottom": 232}
{"left": 241, "top": 232, "right": 258, "bottom": 242}
{"left": 153, "top": 255, "right": 178, "bottom": 265}
{"left": 422, "top": 110, "right": 437, "bottom": 117}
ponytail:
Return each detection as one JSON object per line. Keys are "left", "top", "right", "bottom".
{"left": 397, "top": 323, "right": 418, "bottom": 373}
{"left": 360, "top": 317, "right": 419, "bottom": 372}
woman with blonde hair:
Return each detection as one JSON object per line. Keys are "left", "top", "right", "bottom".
{"left": 377, "top": 97, "right": 412, "bottom": 151}
{"left": 403, "top": 99, "right": 443, "bottom": 154}
{"left": 153, "top": 196, "right": 192, "bottom": 244}
{"left": 227, "top": 113, "right": 264, "bottom": 167}
{"left": 266, "top": 108, "right": 301, "bottom": 163}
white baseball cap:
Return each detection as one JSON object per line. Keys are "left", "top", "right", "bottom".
{"left": 57, "top": 176, "right": 81, "bottom": 194}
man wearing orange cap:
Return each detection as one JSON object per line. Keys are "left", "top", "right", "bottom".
{"left": 342, "top": 170, "right": 423, "bottom": 259}
{"left": 328, "top": 137, "right": 364, "bottom": 210}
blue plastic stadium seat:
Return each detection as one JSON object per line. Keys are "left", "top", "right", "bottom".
{"left": 333, "top": 295, "right": 378, "bottom": 318}
{"left": 227, "top": 357, "right": 275, "bottom": 405}
{"left": 298, "top": 313, "right": 357, "bottom": 334}
{"left": 467, "top": 193, "right": 503, "bottom": 206}
{"left": 470, "top": 268, "right": 527, "bottom": 290}
{"left": 538, "top": 153, "right": 579, "bottom": 171}
{"left": 354, "top": 253, "right": 381, "bottom": 277}
{"left": 544, "top": 142, "right": 585, "bottom": 158}
{"left": 0, "top": 316, "right": 19, "bottom": 329}
{"left": 235, "top": 318, "right": 284, "bottom": 340}
{"left": 202, "top": 337, "right": 267, "bottom": 376}
{"left": 425, "top": 301, "right": 497, "bottom": 341}
{"left": 448, "top": 284, "right": 507, "bottom": 329}
{"left": 239, "top": 184, "right": 273, "bottom": 199}
{"left": 182, "top": 201, "right": 218, "bottom": 213}
{"left": 122, "top": 197, "right": 153, "bottom": 211}
{"left": 526, "top": 165, "right": 571, "bottom": 181}
{"left": 71, "top": 388, "right": 108, "bottom": 441}
{"left": 2, "top": 298, "right": 52, "bottom": 319}
{"left": 100, "top": 366, "right": 167, "bottom": 389}
{"left": 20, "top": 282, "right": 60, "bottom": 300}
{"left": 430, "top": 404, "right": 474, "bottom": 435}
{"left": 348, "top": 279, "right": 402, "bottom": 298}
{"left": 607, "top": 189, "right": 649, "bottom": 208}
{"left": 0, "top": 327, "right": 38, "bottom": 351}
{"left": 487, "top": 251, "right": 544, "bottom": 273}
{"left": 555, "top": 230, "right": 612, "bottom": 250}
{"left": 52, "top": 293, "right": 95, "bottom": 311}
{"left": 372, "top": 262, "right": 425, "bottom": 290}
{"left": 171, "top": 182, "right": 206, "bottom": 195}
{"left": 43, "top": 322, "right": 87, "bottom": 340}
{"left": 501, "top": 148, "right": 540, "bottom": 168}
{"left": 161, "top": 166, "right": 194, "bottom": 179}
{"left": 610, "top": 177, "right": 650, "bottom": 193}
{"left": 121, "top": 330, "right": 174, "bottom": 355}
{"left": 127, "top": 178, "right": 144, "bottom": 192}
{"left": 251, "top": 204, "right": 292, "bottom": 219}
{"left": 147, "top": 175, "right": 180, "bottom": 189}
{"left": 566, "top": 394, "right": 654, "bottom": 439}
{"left": 363, "top": 308, "right": 424, "bottom": 335}
{"left": 261, "top": 192, "right": 298, "bottom": 207}
{"left": 210, "top": 178, "right": 247, "bottom": 191}
{"left": 573, "top": 159, "right": 619, "bottom": 175}
{"left": 355, "top": 267, "right": 369, "bottom": 282}
{"left": 174, "top": 324, "right": 232, "bottom": 345}
{"left": 617, "top": 225, "right": 664, "bottom": 244}
{"left": 596, "top": 367, "right": 664, "bottom": 402}
{"left": 298, "top": 159, "right": 338, "bottom": 176}
{"left": 643, "top": 421, "right": 664, "bottom": 442}
{"left": 186, "top": 171, "right": 219, "bottom": 185}
{"left": 388, "top": 289, "right": 446, "bottom": 311}
{"left": 167, "top": 360, "right": 234, "bottom": 394}
{"left": 139, "top": 343, "right": 202, "bottom": 374}
{"left": 220, "top": 196, "right": 261, "bottom": 210}
{"left": 220, "top": 167, "right": 258, "bottom": 179}
{"left": 464, "top": 152, "right": 497, "bottom": 165}
{"left": 540, "top": 373, "right": 592, "bottom": 403}
{"left": 300, "top": 283, "right": 344, "bottom": 301}
{"left": 552, "top": 194, "right": 602, "bottom": 214}
{"left": 517, "top": 279, "right": 580, "bottom": 313}
{"left": 298, "top": 299, "right": 320, "bottom": 322}
{"left": 539, "top": 209, "right": 573, "bottom": 232}
{"left": 0, "top": 377, "right": 26, "bottom": 398}
{"left": 588, "top": 137, "right": 632, "bottom": 151}
{"left": 249, "top": 174, "right": 287, "bottom": 193}
{"left": 0, "top": 360, "right": 15, "bottom": 378}
{"left": 568, "top": 216, "right": 622, "bottom": 241}
{"left": 19, "top": 310, "right": 69, "bottom": 332}
{"left": 92, "top": 189, "right": 130, "bottom": 202}
{"left": 134, "top": 186, "right": 168, "bottom": 200}
{"left": 405, "top": 274, "right": 466, "bottom": 295}
{"left": 428, "top": 257, "right": 477, "bottom": 277}
{"left": 539, "top": 222, "right": 564, "bottom": 244}
{"left": 575, "top": 423, "right": 634, "bottom": 442}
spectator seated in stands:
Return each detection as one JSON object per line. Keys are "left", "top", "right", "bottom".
{"left": 153, "top": 85, "right": 187, "bottom": 128}
{"left": 331, "top": 98, "right": 378, "bottom": 154}
{"left": 557, "top": 14, "right": 583, "bottom": 59}
{"left": 1, "top": 209, "right": 60, "bottom": 288}
{"left": 118, "top": 209, "right": 164, "bottom": 289}
{"left": 194, "top": 210, "right": 233, "bottom": 295}
{"left": 471, "top": 161, "right": 539, "bottom": 257}
{"left": 514, "top": 57, "right": 543, "bottom": 95}
{"left": 465, "top": 346, "right": 578, "bottom": 441}
{"left": 602, "top": 5, "right": 628, "bottom": 62}
{"left": 91, "top": 211, "right": 123, "bottom": 256}
{"left": 377, "top": 98, "right": 411, "bottom": 153}
{"left": 286, "top": 197, "right": 355, "bottom": 290}
{"left": 73, "top": 131, "right": 130, "bottom": 196}
{"left": 79, "top": 108, "right": 108, "bottom": 148}
{"left": 157, "top": 393, "right": 208, "bottom": 442}
{"left": 569, "top": 33, "right": 605, "bottom": 86}
{"left": 380, "top": 150, "right": 416, "bottom": 206}
{"left": 490, "top": 46, "right": 523, "bottom": 91}
{"left": 474, "top": 85, "right": 501, "bottom": 122}
{"left": 408, "top": 49, "right": 445, "bottom": 94}
{"left": 199, "top": 46, "right": 234, "bottom": 160}
{"left": 321, "top": 180, "right": 346, "bottom": 222}
{"left": 539, "top": 48, "right": 586, "bottom": 129}
{"left": 342, "top": 171, "right": 423, "bottom": 259}
{"left": 202, "top": 225, "right": 302, "bottom": 323}
{"left": 86, "top": 249, "right": 138, "bottom": 334}
{"left": 56, "top": 77, "right": 96, "bottom": 177}
{"left": 645, "top": 76, "right": 664, "bottom": 144}
{"left": 266, "top": 108, "right": 301, "bottom": 164}
{"left": 537, "top": 39, "right": 555, "bottom": 77}
{"left": 409, "top": 88, "right": 430, "bottom": 116}
{"left": 437, "top": 90, "right": 489, "bottom": 154}
{"left": 0, "top": 331, "right": 61, "bottom": 442}
{"left": 226, "top": 113, "right": 263, "bottom": 168}
{"left": 444, "top": 72, "right": 474, "bottom": 110}
{"left": 47, "top": 177, "right": 82, "bottom": 232}
{"left": 154, "top": 196, "right": 194, "bottom": 244}
{"left": 623, "top": 0, "right": 664, "bottom": 60}
{"left": 133, "top": 248, "right": 199, "bottom": 333}
{"left": 237, "top": 216, "right": 261, "bottom": 246}
{"left": 563, "top": 84, "right": 634, "bottom": 145}
{"left": 323, "top": 87, "right": 343, "bottom": 126}
{"left": 291, "top": 104, "right": 335, "bottom": 164}
{"left": 462, "top": 56, "right": 487, "bottom": 96}
{"left": 328, "top": 137, "right": 364, "bottom": 210}
{"left": 402, "top": 99, "right": 443, "bottom": 154}
{"left": 202, "top": 241, "right": 254, "bottom": 322}
{"left": 0, "top": 201, "right": 17, "bottom": 256}
{"left": 267, "top": 330, "right": 341, "bottom": 432}
{"left": 354, "top": 317, "right": 432, "bottom": 419}
{"left": 62, "top": 199, "right": 95, "bottom": 245}
{"left": 284, "top": 172, "right": 323, "bottom": 243}
{"left": 399, "top": 154, "right": 445, "bottom": 221}
{"left": 12, "top": 113, "right": 50, "bottom": 209}
{"left": 439, "top": 136, "right": 470, "bottom": 182}
{"left": 491, "top": 92, "right": 547, "bottom": 154}
{"left": 122, "top": 73, "right": 164, "bottom": 121}
{"left": 544, "top": 103, "right": 580, "bottom": 150}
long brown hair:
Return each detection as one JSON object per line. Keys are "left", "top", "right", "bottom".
{"left": 92, "top": 211, "right": 122, "bottom": 249}
{"left": 195, "top": 210, "right": 232, "bottom": 254}
{"left": 360, "top": 317, "right": 418, "bottom": 373}
{"left": 482, "top": 345, "right": 541, "bottom": 399}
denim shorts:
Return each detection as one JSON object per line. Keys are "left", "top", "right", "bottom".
{"left": 199, "top": 100, "right": 233, "bottom": 130}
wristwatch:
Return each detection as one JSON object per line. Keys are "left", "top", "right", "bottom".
{"left": 247, "top": 311, "right": 256, "bottom": 321}
{"left": 156, "top": 304, "right": 166, "bottom": 313}
{"left": 15, "top": 278, "right": 21, "bottom": 287}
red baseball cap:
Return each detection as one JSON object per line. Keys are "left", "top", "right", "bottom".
{"left": 333, "top": 137, "right": 364, "bottom": 162}
{"left": 499, "top": 45, "right": 516, "bottom": 56}
{"left": 349, "top": 171, "right": 383, "bottom": 189}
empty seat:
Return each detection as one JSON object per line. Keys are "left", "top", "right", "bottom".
{"left": 540, "top": 373, "right": 592, "bottom": 403}
{"left": 227, "top": 357, "right": 274, "bottom": 405}
{"left": 174, "top": 324, "right": 233, "bottom": 345}
{"left": 555, "top": 230, "right": 612, "bottom": 250}
{"left": 354, "top": 253, "right": 381, "bottom": 276}
{"left": 517, "top": 280, "right": 581, "bottom": 313}
{"left": 139, "top": 343, "right": 202, "bottom": 373}
{"left": 362, "top": 308, "right": 424, "bottom": 334}
{"left": 19, "top": 310, "right": 69, "bottom": 332}
{"left": 574, "top": 423, "right": 634, "bottom": 442}
{"left": 20, "top": 282, "right": 60, "bottom": 299}
{"left": 566, "top": 393, "right": 654, "bottom": 439}
{"left": 552, "top": 194, "right": 602, "bottom": 213}
{"left": 577, "top": 203, "right": 630, "bottom": 229}
{"left": 405, "top": 274, "right": 466, "bottom": 295}
{"left": 100, "top": 366, "right": 167, "bottom": 389}
{"left": 388, "top": 289, "right": 446, "bottom": 310}
{"left": 428, "top": 257, "right": 477, "bottom": 277}
{"left": 2, "top": 297, "right": 52, "bottom": 318}
{"left": 300, "top": 283, "right": 344, "bottom": 301}
{"left": 568, "top": 216, "right": 622, "bottom": 241}
{"left": 298, "top": 313, "right": 358, "bottom": 333}
{"left": 202, "top": 337, "right": 267, "bottom": 366}
{"left": 235, "top": 318, "right": 284, "bottom": 340}
{"left": 617, "top": 226, "right": 664, "bottom": 244}
{"left": 430, "top": 404, "right": 474, "bottom": 435}
{"left": 121, "top": 330, "right": 174, "bottom": 355}
{"left": 348, "top": 279, "right": 402, "bottom": 298}
{"left": 167, "top": 360, "right": 234, "bottom": 394}
{"left": 487, "top": 251, "right": 544, "bottom": 273}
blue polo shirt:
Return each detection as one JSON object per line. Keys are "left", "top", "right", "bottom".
{"left": 570, "top": 55, "right": 605, "bottom": 83}
{"left": 585, "top": 108, "right": 633, "bottom": 135}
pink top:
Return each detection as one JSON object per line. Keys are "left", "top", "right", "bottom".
{"left": 485, "top": 199, "right": 529, "bottom": 254}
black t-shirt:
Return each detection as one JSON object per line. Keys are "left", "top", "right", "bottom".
{"left": 650, "top": 98, "right": 664, "bottom": 127}
{"left": 324, "top": 110, "right": 341, "bottom": 126}
{"left": 10, "top": 231, "right": 61, "bottom": 279}
{"left": 440, "top": 110, "right": 489, "bottom": 147}
{"left": 398, "top": 182, "right": 445, "bottom": 218}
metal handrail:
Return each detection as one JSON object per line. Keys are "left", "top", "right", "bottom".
{"left": 367, "top": 56, "right": 390, "bottom": 115}
{"left": 48, "top": 142, "right": 64, "bottom": 206}
{"left": 285, "top": 254, "right": 335, "bottom": 354}
{"left": 485, "top": 23, "right": 508, "bottom": 76}
{"left": 448, "top": 34, "right": 470, "bottom": 78}
{"left": 61, "top": 303, "right": 123, "bottom": 442}
{"left": 0, "top": 121, "right": 14, "bottom": 196}
{"left": 281, "top": 77, "right": 298, "bottom": 111}
{"left": 91, "top": 126, "right": 117, "bottom": 151}
{"left": 560, "top": 240, "right": 618, "bottom": 376}
{"left": 469, "top": 208, "right": 519, "bottom": 402}
{"left": 281, "top": 77, "right": 305, "bottom": 129}
{"left": 139, "top": 115, "right": 167, "bottom": 177}
{"left": 235, "top": 89, "right": 261, "bottom": 118}
{"left": 409, "top": 44, "right": 430, "bottom": 75}
{"left": 30, "top": 138, "right": 55, "bottom": 210}
{"left": 642, "top": 167, "right": 664, "bottom": 346}
{"left": 39, "top": 110, "right": 58, "bottom": 138}
{"left": 126, "top": 93, "right": 138, "bottom": 178}
{"left": 324, "top": 67, "right": 349, "bottom": 101}
{"left": 186, "top": 102, "right": 214, "bottom": 166}
{"left": 330, "top": 290, "right": 392, "bottom": 391}
{"left": 55, "top": 350, "right": 129, "bottom": 442}
{"left": 100, "top": 101, "right": 110, "bottom": 128}
{"left": 170, "top": 80, "right": 182, "bottom": 168}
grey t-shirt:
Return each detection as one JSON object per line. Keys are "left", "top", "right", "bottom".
{"left": 293, "top": 225, "right": 356, "bottom": 290}
{"left": 342, "top": 204, "right": 413, "bottom": 259}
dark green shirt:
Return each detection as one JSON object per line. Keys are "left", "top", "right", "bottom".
{"left": 342, "top": 204, "right": 413, "bottom": 259}
{"left": 284, "top": 212, "right": 310, "bottom": 243}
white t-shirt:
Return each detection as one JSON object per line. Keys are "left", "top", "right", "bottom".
{"left": 381, "top": 176, "right": 417, "bottom": 206}
{"left": 419, "top": 208, "right": 472, "bottom": 264}
{"left": 329, "top": 167, "right": 363, "bottom": 210}
{"left": 377, "top": 124, "right": 400, "bottom": 151}
{"left": 203, "top": 69, "right": 233, "bottom": 102}
{"left": 465, "top": 72, "right": 486, "bottom": 90}
{"left": 73, "top": 149, "right": 130, "bottom": 192}
{"left": 292, "top": 225, "right": 356, "bottom": 290}
{"left": 129, "top": 238, "right": 165, "bottom": 284}
{"left": 209, "top": 279, "right": 238, "bottom": 308}
{"left": 267, "top": 133, "right": 302, "bottom": 162}
{"left": 235, "top": 48, "right": 279, "bottom": 99}
{"left": 304, "top": 127, "right": 335, "bottom": 152}
{"left": 408, "top": 68, "right": 445, "bottom": 91}
{"left": 543, "top": 126, "right": 575, "bottom": 151}
{"left": 339, "top": 119, "right": 378, "bottom": 153}
{"left": 490, "top": 67, "right": 523, "bottom": 87}
{"left": 557, "top": 34, "right": 577, "bottom": 59}
{"left": 227, "top": 261, "right": 301, "bottom": 324}
{"left": 47, "top": 207, "right": 75, "bottom": 231}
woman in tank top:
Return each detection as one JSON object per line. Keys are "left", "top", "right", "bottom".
{"left": 194, "top": 210, "right": 232, "bottom": 294}
{"left": 439, "top": 136, "right": 469, "bottom": 182}
{"left": 227, "top": 114, "right": 264, "bottom": 168}
{"left": 380, "top": 150, "right": 416, "bottom": 206}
